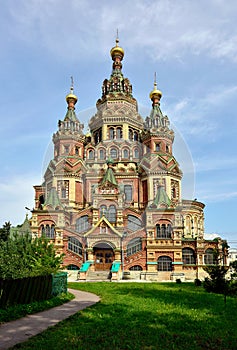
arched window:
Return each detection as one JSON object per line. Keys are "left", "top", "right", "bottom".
{"left": 109, "top": 127, "right": 114, "bottom": 139}
{"left": 108, "top": 205, "right": 116, "bottom": 223}
{"left": 100, "top": 205, "right": 107, "bottom": 218}
{"left": 156, "top": 224, "right": 172, "bottom": 238}
{"left": 45, "top": 224, "right": 50, "bottom": 236}
{"left": 157, "top": 256, "right": 172, "bottom": 271}
{"left": 182, "top": 248, "right": 196, "bottom": 265}
{"left": 41, "top": 224, "right": 45, "bottom": 235}
{"left": 134, "top": 148, "right": 139, "bottom": 158}
{"left": 166, "top": 145, "right": 169, "bottom": 153}
{"left": 129, "top": 129, "right": 133, "bottom": 141}
{"left": 116, "top": 127, "right": 122, "bottom": 139}
{"left": 127, "top": 215, "right": 142, "bottom": 231}
{"left": 123, "top": 149, "right": 129, "bottom": 159}
{"left": 99, "top": 149, "right": 105, "bottom": 160}
{"left": 110, "top": 148, "right": 118, "bottom": 159}
{"left": 127, "top": 238, "right": 142, "bottom": 256}
{"left": 204, "top": 248, "right": 215, "bottom": 265}
{"left": 155, "top": 143, "right": 160, "bottom": 151}
{"left": 88, "top": 149, "right": 94, "bottom": 160}
{"left": 68, "top": 237, "right": 82, "bottom": 256}
{"left": 129, "top": 265, "right": 143, "bottom": 271}
{"left": 134, "top": 131, "right": 138, "bottom": 141}
{"left": 124, "top": 185, "right": 132, "bottom": 201}
{"left": 76, "top": 216, "right": 89, "bottom": 233}
{"left": 48, "top": 224, "right": 55, "bottom": 239}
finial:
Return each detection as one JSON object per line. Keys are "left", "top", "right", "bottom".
{"left": 154, "top": 72, "right": 157, "bottom": 88}
{"left": 149, "top": 72, "right": 162, "bottom": 101}
{"left": 70, "top": 76, "right": 74, "bottom": 93}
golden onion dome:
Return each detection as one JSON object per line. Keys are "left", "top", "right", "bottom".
{"left": 110, "top": 38, "right": 124, "bottom": 59}
{"left": 149, "top": 82, "right": 162, "bottom": 100}
{"left": 66, "top": 92, "right": 78, "bottom": 104}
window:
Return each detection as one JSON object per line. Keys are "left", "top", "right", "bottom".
{"left": 129, "top": 129, "right": 133, "bottom": 141}
{"left": 127, "top": 215, "right": 142, "bottom": 231}
{"left": 166, "top": 145, "right": 169, "bottom": 153}
{"left": 156, "top": 224, "right": 172, "bottom": 238}
{"left": 88, "top": 149, "right": 94, "bottom": 159}
{"left": 40, "top": 224, "right": 55, "bottom": 239}
{"left": 109, "top": 127, "right": 115, "bottom": 139}
{"left": 76, "top": 216, "right": 89, "bottom": 233}
{"left": 57, "top": 180, "right": 69, "bottom": 199}
{"left": 116, "top": 127, "right": 122, "bottom": 139}
{"left": 64, "top": 145, "right": 69, "bottom": 154}
{"left": 100, "top": 205, "right": 107, "bottom": 218}
{"left": 108, "top": 205, "right": 116, "bottom": 223}
{"left": 124, "top": 185, "right": 133, "bottom": 201}
{"left": 75, "top": 147, "right": 79, "bottom": 155}
{"left": 123, "top": 149, "right": 129, "bottom": 159}
{"left": 157, "top": 256, "right": 172, "bottom": 271}
{"left": 155, "top": 143, "right": 160, "bottom": 151}
{"left": 127, "top": 238, "right": 142, "bottom": 256}
{"left": 134, "top": 148, "right": 139, "bottom": 158}
{"left": 68, "top": 237, "right": 82, "bottom": 256}
{"left": 134, "top": 131, "right": 138, "bottom": 141}
{"left": 129, "top": 265, "right": 143, "bottom": 271}
{"left": 110, "top": 148, "right": 118, "bottom": 159}
{"left": 182, "top": 248, "right": 196, "bottom": 265}
{"left": 99, "top": 149, "right": 105, "bottom": 160}
{"left": 204, "top": 248, "right": 215, "bottom": 265}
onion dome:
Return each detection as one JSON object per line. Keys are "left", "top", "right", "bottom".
{"left": 149, "top": 81, "right": 162, "bottom": 101}
{"left": 110, "top": 37, "right": 124, "bottom": 60}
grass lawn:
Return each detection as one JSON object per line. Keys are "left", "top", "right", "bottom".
{"left": 12, "top": 282, "right": 237, "bottom": 350}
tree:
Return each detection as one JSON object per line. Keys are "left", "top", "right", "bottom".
{"left": 0, "top": 233, "right": 64, "bottom": 279}
{"left": 203, "top": 248, "right": 229, "bottom": 294}
{"left": 0, "top": 221, "right": 11, "bottom": 242}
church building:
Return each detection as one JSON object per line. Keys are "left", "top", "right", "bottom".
{"left": 30, "top": 38, "right": 227, "bottom": 281}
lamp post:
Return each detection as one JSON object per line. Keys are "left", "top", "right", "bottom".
{"left": 121, "top": 231, "right": 127, "bottom": 279}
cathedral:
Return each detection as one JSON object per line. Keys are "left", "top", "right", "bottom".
{"left": 30, "top": 38, "right": 227, "bottom": 281}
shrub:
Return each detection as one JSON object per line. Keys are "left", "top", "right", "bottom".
{"left": 194, "top": 278, "right": 202, "bottom": 286}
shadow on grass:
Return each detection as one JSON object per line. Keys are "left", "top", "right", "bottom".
{"left": 13, "top": 283, "right": 237, "bottom": 350}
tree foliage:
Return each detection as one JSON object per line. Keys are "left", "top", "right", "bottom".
{"left": 0, "top": 233, "right": 64, "bottom": 279}
{"left": 0, "top": 221, "right": 11, "bottom": 242}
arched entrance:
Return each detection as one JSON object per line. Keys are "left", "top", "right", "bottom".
{"left": 93, "top": 242, "right": 115, "bottom": 271}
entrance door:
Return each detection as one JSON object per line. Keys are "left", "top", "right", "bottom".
{"left": 94, "top": 249, "right": 114, "bottom": 271}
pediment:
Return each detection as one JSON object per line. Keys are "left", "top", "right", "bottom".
{"left": 84, "top": 216, "right": 122, "bottom": 237}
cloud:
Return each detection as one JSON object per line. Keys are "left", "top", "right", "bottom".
{"left": 0, "top": 174, "right": 39, "bottom": 226}
{"left": 2, "top": 0, "right": 237, "bottom": 64}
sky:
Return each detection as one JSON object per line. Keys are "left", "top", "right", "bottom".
{"left": 0, "top": 0, "right": 237, "bottom": 247}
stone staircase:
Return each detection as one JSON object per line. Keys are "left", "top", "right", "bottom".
{"left": 86, "top": 270, "right": 111, "bottom": 281}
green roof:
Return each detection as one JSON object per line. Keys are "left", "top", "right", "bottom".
{"left": 43, "top": 187, "right": 63, "bottom": 210}
{"left": 152, "top": 185, "right": 171, "bottom": 208}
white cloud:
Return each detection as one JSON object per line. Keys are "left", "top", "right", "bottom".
{"left": 0, "top": 174, "right": 39, "bottom": 226}
{"left": 2, "top": 0, "right": 237, "bottom": 63}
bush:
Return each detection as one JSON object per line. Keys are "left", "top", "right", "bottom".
{"left": 194, "top": 278, "right": 202, "bottom": 286}
{"left": 176, "top": 278, "right": 182, "bottom": 284}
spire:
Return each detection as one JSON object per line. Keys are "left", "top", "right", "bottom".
{"left": 65, "top": 76, "right": 78, "bottom": 109}
{"left": 149, "top": 72, "right": 162, "bottom": 106}
{"left": 64, "top": 77, "right": 80, "bottom": 122}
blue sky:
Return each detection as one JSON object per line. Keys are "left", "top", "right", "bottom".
{"left": 0, "top": 0, "right": 237, "bottom": 247}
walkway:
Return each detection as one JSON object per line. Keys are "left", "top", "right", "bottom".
{"left": 0, "top": 289, "right": 100, "bottom": 350}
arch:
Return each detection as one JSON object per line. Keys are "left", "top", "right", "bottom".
{"left": 126, "top": 237, "right": 142, "bottom": 256}
{"left": 129, "top": 265, "right": 143, "bottom": 271}
{"left": 93, "top": 241, "right": 116, "bottom": 249}
{"left": 157, "top": 256, "right": 172, "bottom": 271}
{"left": 182, "top": 247, "right": 196, "bottom": 264}
{"left": 133, "top": 148, "right": 139, "bottom": 158}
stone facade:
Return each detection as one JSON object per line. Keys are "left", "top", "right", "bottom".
{"left": 31, "top": 38, "right": 228, "bottom": 281}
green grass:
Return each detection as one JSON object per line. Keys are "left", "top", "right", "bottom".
{"left": 11, "top": 283, "right": 237, "bottom": 350}
{"left": 0, "top": 292, "right": 74, "bottom": 323}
